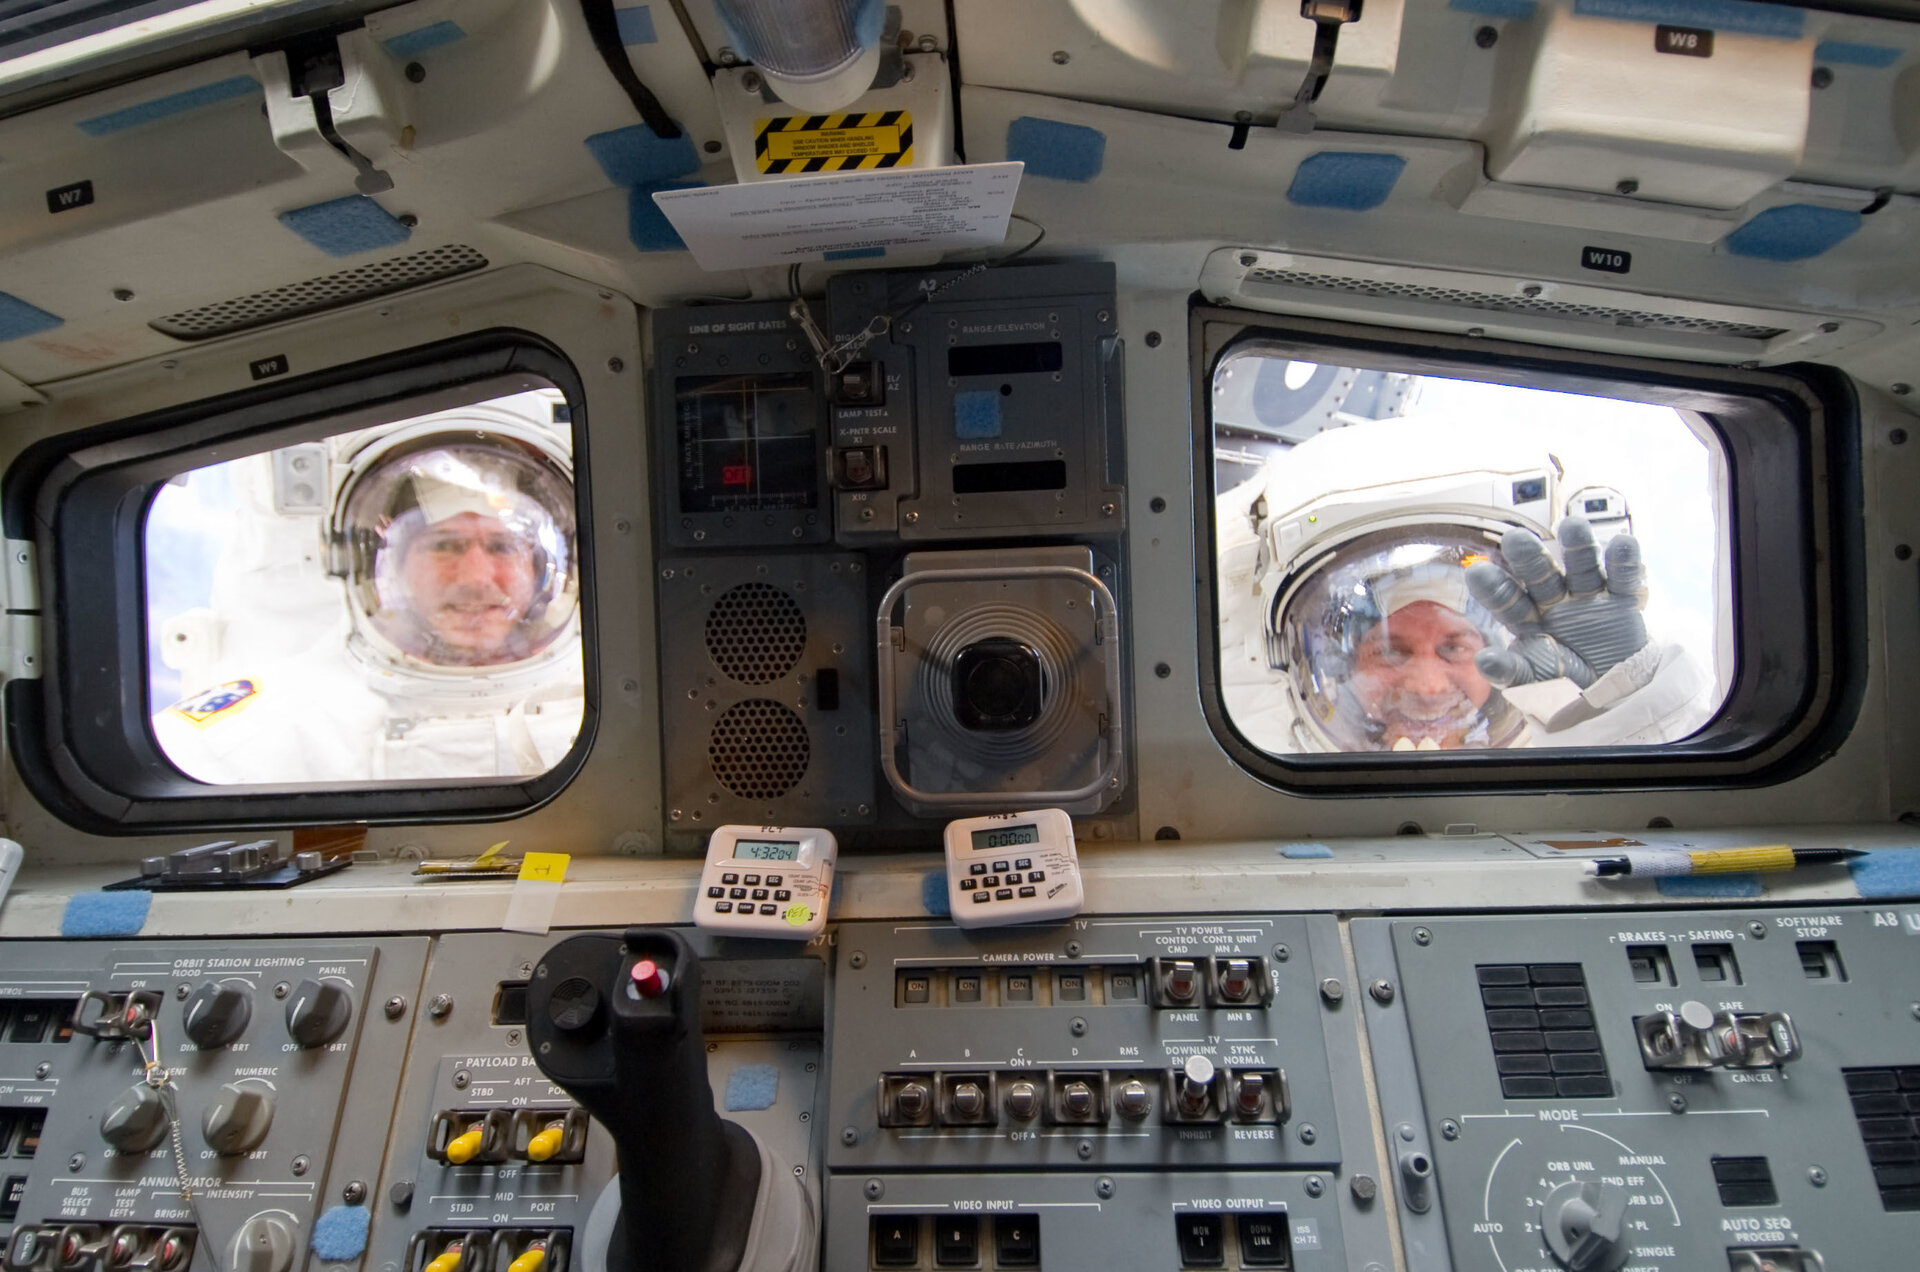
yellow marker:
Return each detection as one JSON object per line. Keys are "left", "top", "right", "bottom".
{"left": 444, "top": 1127, "right": 485, "bottom": 1164}
{"left": 424, "top": 1250, "right": 463, "bottom": 1272}
{"left": 507, "top": 1248, "right": 546, "bottom": 1272}
{"left": 525, "top": 1124, "right": 566, "bottom": 1162}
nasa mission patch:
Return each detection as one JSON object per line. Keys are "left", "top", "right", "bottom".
{"left": 167, "top": 678, "right": 258, "bottom": 726}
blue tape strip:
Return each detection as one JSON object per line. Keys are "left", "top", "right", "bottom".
{"left": 1006, "top": 116, "right": 1106, "bottom": 182}
{"left": 954, "top": 390, "right": 1003, "bottom": 439}
{"left": 61, "top": 891, "right": 152, "bottom": 938}
{"left": 724, "top": 1064, "right": 781, "bottom": 1111}
{"left": 1449, "top": 0, "right": 1538, "bottom": 16}
{"left": 309, "top": 1207, "right": 370, "bottom": 1261}
{"left": 825, "top": 246, "right": 886, "bottom": 261}
{"left": 279, "top": 196, "right": 412, "bottom": 258}
{"left": 614, "top": 6, "right": 657, "bottom": 44}
{"left": 1656, "top": 874, "right": 1763, "bottom": 898}
{"left": 586, "top": 124, "right": 700, "bottom": 187}
{"left": 921, "top": 870, "right": 951, "bottom": 917}
{"left": 382, "top": 21, "right": 466, "bottom": 59}
{"left": 1573, "top": 0, "right": 1805, "bottom": 38}
{"left": 1280, "top": 843, "right": 1335, "bottom": 859}
{"left": 632, "top": 182, "right": 699, "bottom": 252}
{"left": 1287, "top": 152, "right": 1407, "bottom": 211}
{"left": 1851, "top": 848, "right": 1920, "bottom": 899}
{"left": 77, "top": 75, "right": 258, "bottom": 137}
{"left": 1814, "top": 40, "right": 1901, "bottom": 67}
{"left": 1724, "top": 203, "right": 1861, "bottom": 262}
{"left": 0, "top": 293, "right": 62, "bottom": 342}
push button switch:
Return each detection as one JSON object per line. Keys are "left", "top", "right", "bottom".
{"left": 933, "top": 1216, "right": 979, "bottom": 1267}
{"left": 1176, "top": 1213, "right": 1226, "bottom": 1267}
{"left": 994, "top": 1215, "right": 1039, "bottom": 1267}
{"left": 1238, "top": 1215, "right": 1292, "bottom": 1267}
{"left": 872, "top": 1215, "right": 918, "bottom": 1267}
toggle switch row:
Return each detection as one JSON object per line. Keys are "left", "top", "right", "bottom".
{"left": 877, "top": 1064, "right": 1289, "bottom": 1129}
{"left": 5, "top": 1224, "right": 195, "bottom": 1272}
{"left": 429, "top": 1108, "right": 590, "bottom": 1166}
{"left": 408, "top": 1229, "right": 569, "bottom": 1272}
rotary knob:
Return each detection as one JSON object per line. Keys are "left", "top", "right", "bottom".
{"left": 1543, "top": 1179, "right": 1629, "bottom": 1272}
{"left": 1114, "top": 1079, "right": 1152, "bottom": 1120}
{"left": 100, "top": 1084, "right": 169, "bottom": 1153}
{"left": 284, "top": 979, "right": 352, "bottom": 1048}
{"left": 202, "top": 1082, "right": 275, "bottom": 1154}
{"left": 182, "top": 982, "right": 252, "bottom": 1049}
{"left": 230, "top": 1215, "right": 295, "bottom": 1272}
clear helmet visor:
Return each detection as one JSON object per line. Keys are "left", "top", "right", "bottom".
{"left": 341, "top": 440, "right": 577, "bottom": 669}
{"left": 1273, "top": 527, "right": 1525, "bottom": 751}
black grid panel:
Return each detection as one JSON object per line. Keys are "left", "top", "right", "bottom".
{"left": 1843, "top": 1067, "right": 1920, "bottom": 1210}
{"left": 1476, "top": 963, "right": 1613, "bottom": 1099}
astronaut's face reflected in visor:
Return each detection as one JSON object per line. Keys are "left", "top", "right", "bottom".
{"left": 395, "top": 511, "right": 543, "bottom": 661}
{"left": 1276, "top": 529, "right": 1524, "bottom": 752}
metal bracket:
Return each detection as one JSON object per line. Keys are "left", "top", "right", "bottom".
{"left": 1274, "top": 0, "right": 1365, "bottom": 135}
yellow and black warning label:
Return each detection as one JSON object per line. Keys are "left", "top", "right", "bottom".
{"left": 755, "top": 111, "right": 913, "bottom": 174}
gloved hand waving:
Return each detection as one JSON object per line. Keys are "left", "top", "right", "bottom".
{"left": 1464, "top": 517, "right": 1650, "bottom": 689}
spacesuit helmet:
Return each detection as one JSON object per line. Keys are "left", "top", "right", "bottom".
{"left": 333, "top": 418, "right": 577, "bottom": 672}
{"left": 1271, "top": 525, "right": 1526, "bottom": 752}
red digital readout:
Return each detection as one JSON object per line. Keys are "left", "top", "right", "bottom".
{"left": 722, "top": 464, "right": 753, "bottom": 487}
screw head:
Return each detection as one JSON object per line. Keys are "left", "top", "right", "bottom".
{"left": 864, "top": 1178, "right": 884, "bottom": 1200}
{"left": 1441, "top": 1119, "right": 1460, "bottom": 1140}
{"left": 1474, "top": 24, "right": 1498, "bottom": 47}
{"left": 405, "top": 61, "right": 425, "bottom": 83}
{"left": 1145, "top": 331, "right": 1163, "bottom": 347}
{"left": 36, "top": 1063, "right": 50, "bottom": 1079}
{"left": 1304, "top": 1175, "right": 1325, "bottom": 1197}
{"left": 1320, "top": 978, "right": 1345, "bottom": 1004}
{"left": 292, "top": 1155, "right": 311, "bottom": 1176}
{"left": 1299, "top": 1123, "right": 1317, "bottom": 1144}
{"left": 1668, "top": 1092, "right": 1688, "bottom": 1112}
{"left": 842, "top": 1127, "right": 858, "bottom": 1145}
{"left": 428, "top": 994, "right": 454, "bottom": 1019}
{"left": 1077, "top": 1139, "right": 1094, "bottom": 1159}
{"left": 1369, "top": 979, "right": 1396, "bottom": 1004}
{"left": 1155, "top": 662, "right": 1172, "bottom": 679}
{"left": 1052, "top": 50, "right": 1070, "bottom": 64}
{"left": 1413, "top": 927, "right": 1433, "bottom": 946}
{"left": 1351, "top": 1174, "right": 1378, "bottom": 1203}
{"left": 1096, "top": 1176, "right": 1115, "bottom": 1198}
{"left": 1615, "top": 179, "right": 1640, "bottom": 196}
{"left": 452, "top": 1070, "right": 470, "bottom": 1089}
{"left": 1809, "top": 1165, "right": 1828, "bottom": 1186}
{"left": 1748, "top": 921, "right": 1767, "bottom": 939}
{"left": 1892, "top": 428, "right": 1909, "bottom": 445}
{"left": 343, "top": 1181, "right": 368, "bottom": 1205}
{"left": 741, "top": 70, "right": 763, "bottom": 92}
{"left": 1811, "top": 65, "right": 1833, "bottom": 88}
{"left": 274, "top": 982, "right": 291, "bottom": 999}
{"left": 1274, "top": 945, "right": 1290, "bottom": 961}
{"left": 112, "top": 288, "right": 134, "bottom": 302}
{"left": 68, "top": 1153, "right": 86, "bottom": 1172}
{"left": 849, "top": 952, "right": 867, "bottom": 969}
{"left": 1893, "top": 383, "right": 1913, "bottom": 396}
{"left": 384, "top": 996, "right": 406, "bottom": 1020}
{"left": 1070, "top": 1017, "right": 1088, "bottom": 1037}
{"left": 1239, "top": 252, "right": 1258, "bottom": 267}
{"left": 607, "top": 357, "right": 624, "bottom": 373}
{"left": 397, "top": 213, "right": 419, "bottom": 228}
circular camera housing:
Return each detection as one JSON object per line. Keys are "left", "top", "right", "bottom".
{"left": 952, "top": 638, "right": 1043, "bottom": 731}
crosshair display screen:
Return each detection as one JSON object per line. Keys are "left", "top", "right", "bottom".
{"left": 676, "top": 373, "right": 819, "bottom": 513}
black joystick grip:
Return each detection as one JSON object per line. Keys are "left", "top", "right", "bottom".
{"left": 527, "top": 928, "right": 762, "bottom": 1272}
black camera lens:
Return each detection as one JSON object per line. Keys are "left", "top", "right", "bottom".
{"left": 952, "top": 638, "right": 1043, "bottom": 731}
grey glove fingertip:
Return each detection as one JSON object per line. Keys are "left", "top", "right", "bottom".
{"left": 1558, "top": 516, "right": 1605, "bottom": 597}
{"left": 1465, "top": 560, "right": 1539, "bottom": 626}
{"left": 1475, "top": 647, "right": 1527, "bottom": 687}
{"left": 1604, "top": 533, "right": 1645, "bottom": 599}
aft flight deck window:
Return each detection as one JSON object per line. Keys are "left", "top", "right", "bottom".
{"left": 1213, "top": 352, "right": 1730, "bottom": 756}
{"left": 1195, "top": 315, "right": 1863, "bottom": 789}
{"left": 144, "top": 385, "right": 583, "bottom": 785}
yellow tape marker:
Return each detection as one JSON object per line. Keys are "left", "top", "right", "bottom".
{"left": 518, "top": 852, "right": 570, "bottom": 883}
{"left": 1684, "top": 845, "right": 1796, "bottom": 874}
{"left": 755, "top": 111, "right": 914, "bottom": 174}
{"left": 784, "top": 903, "right": 813, "bottom": 927}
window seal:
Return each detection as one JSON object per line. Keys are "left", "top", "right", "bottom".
{"left": 1188, "top": 303, "right": 1866, "bottom": 794}
{"left": 3, "top": 328, "right": 599, "bottom": 833}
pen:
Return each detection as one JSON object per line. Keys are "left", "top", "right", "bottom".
{"left": 1585, "top": 846, "right": 1866, "bottom": 877}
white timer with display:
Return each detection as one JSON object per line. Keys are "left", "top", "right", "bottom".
{"left": 694, "top": 825, "right": 836, "bottom": 939}
{"left": 943, "top": 808, "right": 1084, "bottom": 929}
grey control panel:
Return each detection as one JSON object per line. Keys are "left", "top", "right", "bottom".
{"left": 824, "top": 915, "right": 1394, "bottom": 1270}
{"left": 1354, "top": 905, "right": 1920, "bottom": 1272}
{"left": 0, "top": 939, "right": 426, "bottom": 1272}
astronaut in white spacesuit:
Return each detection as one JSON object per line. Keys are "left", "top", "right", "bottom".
{"left": 152, "top": 402, "right": 585, "bottom": 783}
{"left": 1216, "top": 412, "right": 1716, "bottom": 754}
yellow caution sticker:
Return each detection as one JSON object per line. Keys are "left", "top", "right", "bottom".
{"left": 784, "top": 903, "right": 814, "bottom": 927}
{"left": 755, "top": 111, "right": 913, "bottom": 174}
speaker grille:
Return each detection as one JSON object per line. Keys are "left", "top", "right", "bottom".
{"left": 149, "top": 244, "right": 489, "bottom": 340}
{"left": 709, "top": 699, "right": 810, "bottom": 799}
{"left": 705, "top": 582, "right": 807, "bottom": 684}
{"left": 1245, "top": 266, "right": 1787, "bottom": 340}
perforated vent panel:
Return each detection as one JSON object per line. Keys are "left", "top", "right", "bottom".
{"left": 706, "top": 582, "right": 806, "bottom": 685}
{"left": 708, "top": 699, "right": 810, "bottom": 800}
{"left": 150, "top": 245, "right": 488, "bottom": 340}
{"left": 1245, "top": 267, "right": 1788, "bottom": 340}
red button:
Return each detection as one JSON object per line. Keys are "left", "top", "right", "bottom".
{"left": 629, "top": 958, "right": 670, "bottom": 998}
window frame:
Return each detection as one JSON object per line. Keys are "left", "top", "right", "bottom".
{"left": 4, "top": 329, "right": 597, "bottom": 832}
{"left": 1189, "top": 305, "right": 1865, "bottom": 793}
